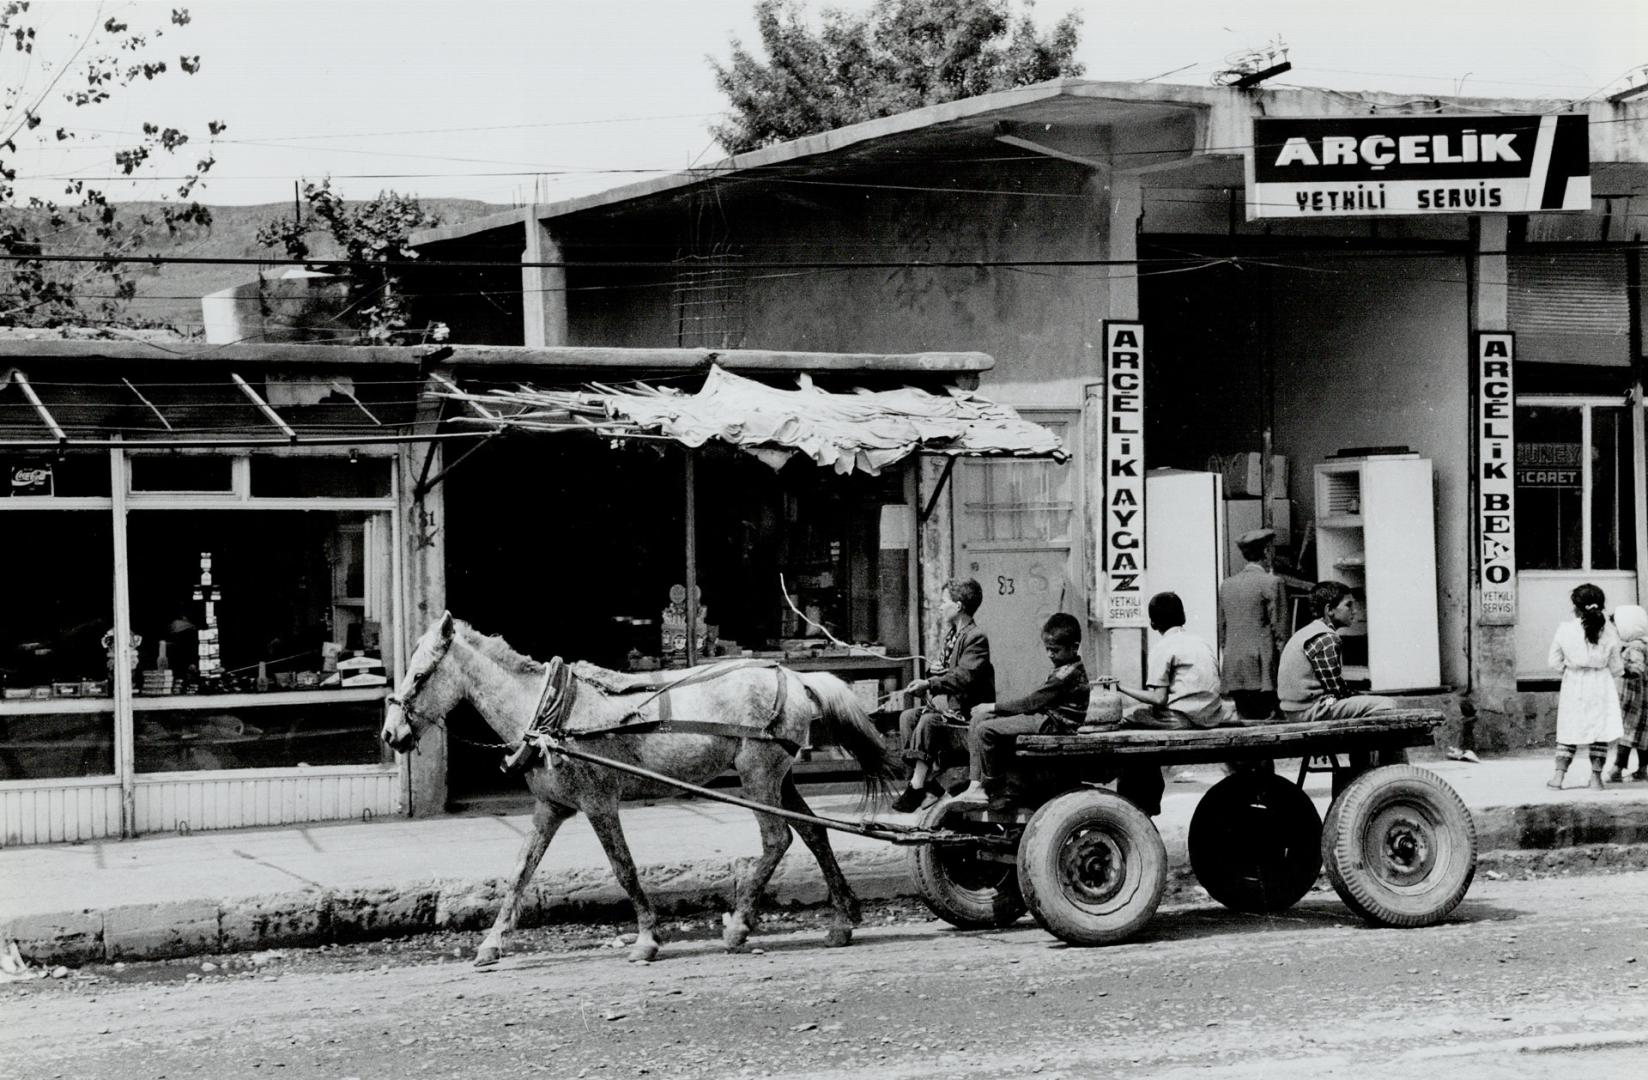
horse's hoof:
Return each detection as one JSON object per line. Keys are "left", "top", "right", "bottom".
{"left": 824, "top": 927, "right": 853, "bottom": 948}
{"left": 627, "top": 943, "right": 658, "bottom": 963}
{"left": 473, "top": 946, "right": 500, "bottom": 968}
{"left": 721, "top": 912, "right": 751, "bottom": 950}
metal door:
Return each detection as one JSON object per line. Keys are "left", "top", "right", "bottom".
{"left": 955, "top": 413, "right": 1082, "bottom": 699}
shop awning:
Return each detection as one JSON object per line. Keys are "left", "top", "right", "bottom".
{"left": 437, "top": 364, "right": 1066, "bottom": 475}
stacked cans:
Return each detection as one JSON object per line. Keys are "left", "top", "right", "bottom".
{"left": 194, "top": 552, "right": 222, "bottom": 683}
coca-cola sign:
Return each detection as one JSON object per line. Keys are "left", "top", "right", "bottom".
{"left": 9, "top": 464, "right": 53, "bottom": 496}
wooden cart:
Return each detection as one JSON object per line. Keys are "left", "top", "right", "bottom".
{"left": 908, "top": 710, "right": 1478, "bottom": 946}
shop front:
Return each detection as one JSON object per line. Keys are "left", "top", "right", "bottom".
{"left": 0, "top": 349, "right": 423, "bottom": 844}
{"left": 430, "top": 362, "right": 1062, "bottom": 803}
{"left": 0, "top": 342, "right": 1058, "bottom": 842}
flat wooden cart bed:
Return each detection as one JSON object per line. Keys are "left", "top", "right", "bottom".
{"left": 908, "top": 709, "right": 1478, "bottom": 947}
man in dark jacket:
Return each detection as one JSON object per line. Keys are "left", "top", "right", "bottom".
{"left": 891, "top": 577, "right": 994, "bottom": 812}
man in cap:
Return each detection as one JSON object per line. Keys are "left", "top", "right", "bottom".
{"left": 1218, "top": 527, "right": 1288, "bottom": 721}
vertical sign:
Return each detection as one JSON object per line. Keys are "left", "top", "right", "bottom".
{"left": 1103, "top": 321, "right": 1147, "bottom": 627}
{"left": 1478, "top": 332, "right": 1516, "bottom": 624}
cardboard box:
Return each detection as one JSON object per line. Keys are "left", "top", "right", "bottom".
{"left": 1216, "top": 453, "right": 1289, "bottom": 498}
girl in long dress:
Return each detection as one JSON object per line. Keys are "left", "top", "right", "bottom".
{"left": 1547, "top": 583, "right": 1624, "bottom": 790}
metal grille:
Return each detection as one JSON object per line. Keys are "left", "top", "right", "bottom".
{"left": 672, "top": 252, "right": 746, "bottom": 349}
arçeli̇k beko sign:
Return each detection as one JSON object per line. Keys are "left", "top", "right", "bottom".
{"left": 1247, "top": 114, "right": 1589, "bottom": 219}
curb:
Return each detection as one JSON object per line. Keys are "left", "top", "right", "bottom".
{"left": 1, "top": 846, "right": 917, "bottom": 966}
{"left": 5, "top": 799, "right": 1648, "bottom": 966}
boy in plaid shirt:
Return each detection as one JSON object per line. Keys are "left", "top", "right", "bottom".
{"left": 1277, "top": 581, "right": 1397, "bottom": 723}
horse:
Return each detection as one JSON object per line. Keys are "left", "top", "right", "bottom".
{"left": 380, "top": 612, "right": 897, "bottom": 964}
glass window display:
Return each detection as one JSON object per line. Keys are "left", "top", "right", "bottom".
{"left": 0, "top": 511, "right": 115, "bottom": 779}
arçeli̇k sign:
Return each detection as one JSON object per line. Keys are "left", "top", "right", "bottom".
{"left": 1247, "top": 114, "right": 1589, "bottom": 219}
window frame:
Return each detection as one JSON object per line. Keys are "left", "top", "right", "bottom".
{"left": 1516, "top": 394, "right": 1634, "bottom": 573}
{"left": 0, "top": 447, "right": 404, "bottom": 789}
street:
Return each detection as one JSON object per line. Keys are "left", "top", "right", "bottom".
{"left": 2, "top": 870, "right": 1646, "bottom": 1079}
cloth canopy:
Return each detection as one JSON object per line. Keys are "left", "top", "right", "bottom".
{"left": 441, "top": 365, "right": 1066, "bottom": 475}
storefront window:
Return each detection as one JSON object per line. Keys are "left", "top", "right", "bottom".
{"left": 1590, "top": 407, "right": 1635, "bottom": 570}
{"left": 126, "top": 508, "right": 392, "bottom": 772}
{"left": 1515, "top": 403, "right": 1635, "bottom": 571}
{"left": 0, "top": 510, "right": 115, "bottom": 779}
{"left": 130, "top": 455, "right": 235, "bottom": 493}
{"left": 134, "top": 700, "right": 387, "bottom": 773}
{"left": 1, "top": 452, "right": 111, "bottom": 498}
{"left": 249, "top": 456, "right": 391, "bottom": 498}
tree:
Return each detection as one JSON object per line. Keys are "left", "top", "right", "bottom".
{"left": 256, "top": 178, "right": 446, "bottom": 345}
{"left": 710, "top": 0, "right": 1083, "bottom": 154}
{"left": 0, "top": 3, "right": 222, "bottom": 327}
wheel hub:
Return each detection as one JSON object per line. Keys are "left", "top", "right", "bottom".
{"left": 1370, "top": 805, "right": 1437, "bottom": 886}
{"left": 1058, "top": 825, "right": 1127, "bottom": 905}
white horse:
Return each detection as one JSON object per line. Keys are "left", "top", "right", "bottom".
{"left": 381, "top": 612, "right": 895, "bottom": 964}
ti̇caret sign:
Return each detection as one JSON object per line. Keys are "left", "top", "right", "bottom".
{"left": 1248, "top": 114, "right": 1590, "bottom": 220}
{"left": 1477, "top": 332, "right": 1516, "bottom": 625}
{"left": 1102, "top": 322, "right": 1147, "bottom": 628}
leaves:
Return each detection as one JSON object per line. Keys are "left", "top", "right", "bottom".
{"left": 710, "top": 0, "right": 1083, "bottom": 154}
{"left": 256, "top": 179, "right": 444, "bottom": 344}
{"left": 0, "top": 5, "right": 219, "bottom": 327}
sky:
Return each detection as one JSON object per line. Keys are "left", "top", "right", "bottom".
{"left": 5, "top": 0, "right": 1646, "bottom": 208}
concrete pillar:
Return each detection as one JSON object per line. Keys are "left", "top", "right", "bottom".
{"left": 398, "top": 377, "right": 450, "bottom": 815}
{"left": 1469, "top": 215, "right": 1522, "bottom": 747}
{"left": 1100, "top": 170, "right": 1146, "bottom": 685}
{"left": 522, "top": 207, "right": 569, "bottom": 347}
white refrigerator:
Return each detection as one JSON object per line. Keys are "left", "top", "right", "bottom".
{"left": 1144, "top": 469, "right": 1228, "bottom": 650}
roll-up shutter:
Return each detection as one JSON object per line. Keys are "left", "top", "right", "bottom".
{"left": 1509, "top": 252, "right": 1630, "bottom": 365}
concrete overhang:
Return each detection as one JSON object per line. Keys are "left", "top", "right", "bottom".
{"left": 0, "top": 339, "right": 991, "bottom": 375}
{"left": 412, "top": 79, "right": 1647, "bottom": 248}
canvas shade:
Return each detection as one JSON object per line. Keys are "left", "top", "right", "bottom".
{"left": 439, "top": 364, "right": 1066, "bottom": 475}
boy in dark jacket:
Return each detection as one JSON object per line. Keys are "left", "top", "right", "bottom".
{"left": 954, "top": 612, "right": 1087, "bottom": 808}
{"left": 891, "top": 577, "right": 995, "bottom": 812}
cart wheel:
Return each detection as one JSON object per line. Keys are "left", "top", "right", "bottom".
{"left": 1321, "top": 765, "right": 1477, "bottom": 928}
{"left": 1188, "top": 771, "right": 1323, "bottom": 913}
{"left": 1016, "top": 788, "right": 1166, "bottom": 946}
{"left": 908, "top": 799, "right": 1027, "bottom": 929}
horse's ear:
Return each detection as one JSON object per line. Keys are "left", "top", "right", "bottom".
{"left": 438, "top": 610, "right": 454, "bottom": 638}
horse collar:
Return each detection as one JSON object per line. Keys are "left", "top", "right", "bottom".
{"left": 531, "top": 657, "right": 574, "bottom": 737}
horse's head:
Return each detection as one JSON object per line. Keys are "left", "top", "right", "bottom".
{"left": 382, "top": 611, "right": 462, "bottom": 752}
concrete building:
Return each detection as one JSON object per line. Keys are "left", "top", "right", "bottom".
{"left": 408, "top": 79, "right": 1648, "bottom": 750}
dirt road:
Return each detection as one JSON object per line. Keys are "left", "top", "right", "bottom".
{"left": 3, "top": 873, "right": 1646, "bottom": 1078}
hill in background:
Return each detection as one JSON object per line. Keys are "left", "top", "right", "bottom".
{"left": 106, "top": 199, "right": 509, "bottom": 335}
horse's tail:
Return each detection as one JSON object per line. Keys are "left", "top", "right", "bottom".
{"left": 795, "top": 671, "right": 897, "bottom": 803}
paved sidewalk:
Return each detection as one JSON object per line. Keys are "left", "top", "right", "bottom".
{"left": 3, "top": 752, "right": 1647, "bottom": 965}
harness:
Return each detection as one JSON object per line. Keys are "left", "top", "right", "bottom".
{"left": 526, "top": 657, "right": 808, "bottom": 758}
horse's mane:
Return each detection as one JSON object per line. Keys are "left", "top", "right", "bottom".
{"left": 454, "top": 620, "right": 546, "bottom": 677}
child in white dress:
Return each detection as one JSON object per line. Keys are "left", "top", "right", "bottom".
{"left": 1547, "top": 583, "right": 1624, "bottom": 790}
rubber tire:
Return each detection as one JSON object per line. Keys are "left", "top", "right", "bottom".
{"left": 1321, "top": 764, "right": 1477, "bottom": 928}
{"left": 1016, "top": 788, "right": 1167, "bottom": 947}
{"left": 908, "top": 799, "right": 1027, "bottom": 929}
{"left": 1188, "top": 771, "right": 1323, "bottom": 913}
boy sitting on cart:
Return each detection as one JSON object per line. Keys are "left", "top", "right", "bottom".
{"left": 956, "top": 612, "right": 1088, "bottom": 812}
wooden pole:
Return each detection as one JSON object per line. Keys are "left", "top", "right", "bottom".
{"left": 905, "top": 464, "right": 921, "bottom": 683}
{"left": 109, "top": 442, "right": 136, "bottom": 837}
{"left": 684, "top": 449, "right": 699, "bottom": 666}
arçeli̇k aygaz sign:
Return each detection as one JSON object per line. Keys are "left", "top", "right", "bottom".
{"left": 1247, "top": 114, "right": 1590, "bottom": 219}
